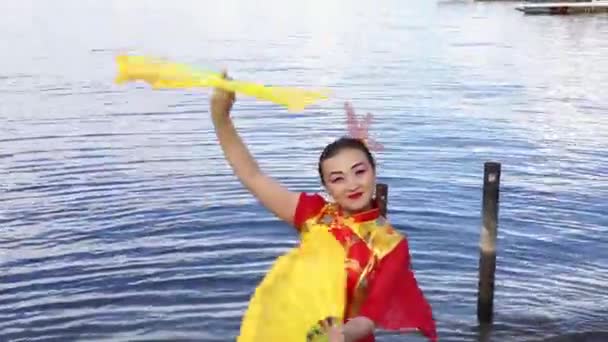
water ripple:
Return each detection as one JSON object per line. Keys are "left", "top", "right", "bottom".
{"left": 2, "top": 0, "right": 608, "bottom": 341}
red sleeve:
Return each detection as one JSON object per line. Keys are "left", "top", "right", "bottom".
{"left": 359, "top": 239, "right": 438, "bottom": 342}
{"left": 293, "top": 192, "right": 326, "bottom": 230}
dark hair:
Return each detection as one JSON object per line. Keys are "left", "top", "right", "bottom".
{"left": 318, "top": 136, "right": 376, "bottom": 185}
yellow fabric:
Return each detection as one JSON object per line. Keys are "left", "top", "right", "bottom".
{"left": 299, "top": 203, "right": 404, "bottom": 319}
{"left": 237, "top": 226, "right": 346, "bottom": 342}
{"left": 114, "top": 55, "right": 330, "bottom": 112}
{"left": 349, "top": 219, "right": 403, "bottom": 260}
{"left": 301, "top": 203, "right": 403, "bottom": 260}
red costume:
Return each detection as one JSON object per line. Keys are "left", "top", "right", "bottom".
{"left": 294, "top": 192, "right": 438, "bottom": 342}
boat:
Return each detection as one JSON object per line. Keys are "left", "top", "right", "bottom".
{"left": 516, "top": 0, "right": 608, "bottom": 14}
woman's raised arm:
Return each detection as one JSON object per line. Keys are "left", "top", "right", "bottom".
{"left": 209, "top": 73, "right": 300, "bottom": 226}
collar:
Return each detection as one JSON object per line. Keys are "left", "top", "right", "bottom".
{"left": 337, "top": 200, "right": 381, "bottom": 223}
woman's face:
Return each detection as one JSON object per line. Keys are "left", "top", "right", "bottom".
{"left": 321, "top": 148, "right": 376, "bottom": 214}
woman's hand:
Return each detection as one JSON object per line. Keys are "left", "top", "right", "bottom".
{"left": 327, "top": 325, "right": 345, "bottom": 342}
{"left": 210, "top": 70, "right": 235, "bottom": 121}
{"left": 342, "top": 316, "right": 375, "bottom": 342}
{"left": 320, "top": 318, "right": 345, "bottom": 342}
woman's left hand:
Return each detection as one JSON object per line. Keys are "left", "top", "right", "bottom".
{"left": 320, "top": 318, "right": 345, "bottom": 342}
{"left": 327, "top": 325, "right": 345, "bottom": 342}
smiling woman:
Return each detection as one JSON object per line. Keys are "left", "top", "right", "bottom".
{"left": 209, "top": 72, "right": 438, "bottom": 342}
{"left": 318, "top": 137, "right": 377, "bottom": 215}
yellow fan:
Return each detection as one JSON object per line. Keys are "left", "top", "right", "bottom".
{"left": 237, "top": 227, "right": 347, "bottom": 342}
{"left": 114, "top": 55, "right": 330, "bottom": 112}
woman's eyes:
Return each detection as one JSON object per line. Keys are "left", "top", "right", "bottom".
{"left": 330, "top": 170, "right": 366, "bottom": 183}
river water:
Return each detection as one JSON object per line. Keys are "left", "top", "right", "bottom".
{"left": 1, "top": 0, "right": 607, "bottom": 341}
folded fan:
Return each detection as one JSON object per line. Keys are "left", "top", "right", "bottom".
{"left": 237, "top": 227, "right": 347, "bottom": 342}
{"left": 114, "top": 55, "right": 330, "bottom": 112}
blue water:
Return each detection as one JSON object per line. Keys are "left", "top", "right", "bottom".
{"left": 1, "top": 0, "right": 607, "bottom": 341}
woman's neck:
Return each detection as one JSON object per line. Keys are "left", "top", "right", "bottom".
{"left": 340, "top": 202, "right": 374, "bottom": 217}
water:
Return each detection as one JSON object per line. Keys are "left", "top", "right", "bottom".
{"left": 1, "top": 0, "right": 607, "bottom": 341}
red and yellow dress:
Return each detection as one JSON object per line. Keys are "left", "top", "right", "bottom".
{"left": 294, "top": 192, "right": 438, "bottom": 342}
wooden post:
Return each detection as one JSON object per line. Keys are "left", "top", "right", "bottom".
{"left": 477, "top": 162, "right": 501, "bottom": 324}
{"left": 375, "top": 183, "right": 388, "bottom": 217}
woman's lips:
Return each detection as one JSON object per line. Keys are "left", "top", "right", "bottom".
{"left": 348, "top": 192, "right": 363, "bottom": 200}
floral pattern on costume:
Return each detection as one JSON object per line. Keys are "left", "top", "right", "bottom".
{"left": 294, "top": 192, "right": 438, "bottom": 342}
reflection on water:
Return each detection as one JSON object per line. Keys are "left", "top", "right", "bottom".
{"left": 1, "top": 0, "right": 607, "bottom": 341}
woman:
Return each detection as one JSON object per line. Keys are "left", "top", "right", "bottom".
{"left": 210, "top": 74, "right": 438, "bottom": 342}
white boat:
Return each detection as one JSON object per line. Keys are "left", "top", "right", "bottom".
{"left": 516, "top": 0, "right": 608, "bottom": 14}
